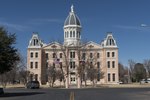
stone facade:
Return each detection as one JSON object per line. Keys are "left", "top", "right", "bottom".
{"left": 27, "top": 5, "right": 119, "bottom": 88}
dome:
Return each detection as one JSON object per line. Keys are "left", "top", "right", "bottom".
{"left": 64, "top": 5, "right": 81, "bottom": 26}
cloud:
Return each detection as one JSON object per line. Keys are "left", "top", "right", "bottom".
{"left": 113, "top": 25, "right": 150, "bottom": 32}
{"left": 28, "top": 18, "right": 63, "bottom": 25}
{"left": 0, "top": 21, "right": 29, "bottom": 32}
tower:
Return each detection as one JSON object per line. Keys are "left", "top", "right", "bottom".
{"left": 64, "top": 5, "right": 82, "bottom": 46}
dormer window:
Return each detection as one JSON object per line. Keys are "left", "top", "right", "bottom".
{"left": 106, "top": 37, "right": 115, "bottom": 46}
{"left": 28, "top": 33, "right": 43, "bottom": 47}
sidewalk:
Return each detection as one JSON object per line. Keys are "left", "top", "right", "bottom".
{"left": 0, "top": 84, "right": 25, "bottom": 89}
{"left": 98, "top": 83, "right": 150, "bottom": 88}
{"left": 1, "top": 83, "right": 150, "bottom": 89}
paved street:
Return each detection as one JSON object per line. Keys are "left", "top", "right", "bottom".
{"left": 0, "top": 88, "right": 150, "bottom": 100}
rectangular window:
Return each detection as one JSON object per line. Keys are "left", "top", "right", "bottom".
{"left": 46, "top": 53, "right": 48, "bottom": 59}
{"left": 70, "top": 52, "right": 72, "bottom": 58}
{"left": 90, "top": 62, "right": 93, "bottom": 68}
{"left": 53, "top": 63, "right": 55, "bottom": 67}
{"left": 97, "top": 53, "right": 100, "bottom": 58}
{"left": 59, "top": 62, "right": 62, "bottom": 68}
{"left": 60, "top": 53, "right": 62, "bottom": 58}
{"left": 107, "top": 61, "right": 110, "bottom": 68}
{"left": 70, "top": 62, "right": 72, "bottom": 69}
{"left": 112, "top": 61, "right": 115, "bottom": 68}
{"left": 35, "top": 74, "right": 38, "bottom": 81}
{"left": 30, "top": 62, "right": 33, "bottom": 69}
{"left": 97, "top": 62, "right": 100, "bottom": 68}
{"left": 30, "top": 52, "right": 33, "bottom": 58}
{"left": 73, "top": 62, "right": 75, "bottom": 69}
{"left": 53, "top": 53, "right": 56, "bottom": 58}
{"left": 35, "top": 62, "right": 38, "bottom": 69}
{"left": 35, "top": 52, "right": 38, "bottom": 58}
{"left": 70, "top": 62, "right": 75, "bottom": 69}
{"left": 112, "top": 52, "right": 115, "bottom": 57}
{"left": 73, "top": 52, "right": 75, "bottom": 58}
{"left": 108, "top": 73, "right": 111, "bottom": 82}
{"left": 90, "top": 53, "right": 93, "bottom": 58}
{"left": 70, "top": 52, "right": 75, "bottom": 58}
{"left": 30, "top": 74, "right": 33, "bottom": 81}
{"left": 97, "top": 73, "right": 100, "bottom": 81}
{"left": 46, "top": 62, "right": 48, "bottom": 69}
{"left": 107, "top": 52, "right": 110, "bottom": 57}
{"left": 113, "top": 73, "right": 115, "bottom": 81}
{"left": 82, "top": 53, "right": 86, "bottom": 60}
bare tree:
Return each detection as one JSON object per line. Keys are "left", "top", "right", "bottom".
{"left": 59, "top": 45, "right": 70, "bottom": 88}
{"left": 128, "top": 59, "right": 136, "bottom": 82}
{"left": 47, "top": 66, "right": 56, "bottom": 87}
{"left": 47, "top": 43, "right": 65, "bottom": 87}
{"left": 77, "top": 44, "right": 104, "bottom": 87}
{"left": 118, "top": 63, "right": 129, "bottom": 83}
{"left": 143, "top": 59, "right": 150, "bottom": 78}
{"left": 0, "top": 72, "right": 9, "bottom": 88}
{"left": 55, "top": 69, "right": 64, "bottom": 87}
{"left": 16, "top": 53, "right": 30, "bottom": 85}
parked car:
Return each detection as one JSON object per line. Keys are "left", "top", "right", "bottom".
{"left": 0, "top": 88, "right": 4, "bottom": 94}
{"left": 140, "top": 78, "right": 150, "bottom": 84}
{"left": 26, "top": 81, "right": 40, "bottom": 89}
{"left": 147, "top": 78, "right": 150, "bottom": 83}
{"left": 117, "top": 81, "right": 123, "bottom": 84}
{"left": 140, "top": 79, "right": 147, "bottom": 84}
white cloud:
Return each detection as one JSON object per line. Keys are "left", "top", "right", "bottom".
{"left": 0, "top": 21, "right": 29, "bottom": 31}
{"left": 113, "top": 25, "right": 150, "bottom": 32}
{"left": 141, "top": 24, "right": 147, "bottom": 27}
{"left": 28, "top": 18, "right": 63, "bottom": 25}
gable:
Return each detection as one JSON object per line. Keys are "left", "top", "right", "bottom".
{"left": 82, "top": 41, "right": 102, "bottom": 49}
{"left": 42, "top": 42, "right": 63, "bottom": 50}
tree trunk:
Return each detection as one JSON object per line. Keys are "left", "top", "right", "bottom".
{"left": 84, "top": 80, "right": 87, "bottom": 87}
{"left": 77, "top": 76, "right": 81, "bottom": 88}
{"left": 65, "top": 75, "right": 69, "bottom": 88}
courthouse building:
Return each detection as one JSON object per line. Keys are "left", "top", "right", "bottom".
{"left": 27, "top": 5, "right": 119, "bottom": 88}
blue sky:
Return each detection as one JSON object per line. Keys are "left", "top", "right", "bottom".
{"left": 0, "top": 0, "right": 150, "bottom": 66}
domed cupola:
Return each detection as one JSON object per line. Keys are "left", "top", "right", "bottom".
{"left": 64, "top": 5, "right": 82, "bottom": 46}
{"left": 64, "top": 5, "right": 81, "bottom": 26}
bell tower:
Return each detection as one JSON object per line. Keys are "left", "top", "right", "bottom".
{"left": 64, "top": 5, "right": 82, "bottom": 46}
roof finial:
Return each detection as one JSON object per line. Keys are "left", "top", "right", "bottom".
{"left": 71, "top": 4, "right": 74, "bottom": 12}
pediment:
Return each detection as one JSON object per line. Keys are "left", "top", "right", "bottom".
{"left": 82, "top": 41, "right": 102, "bottom": 49}
{"left": 42, "top": 42, "right": 63, "bottom": 50}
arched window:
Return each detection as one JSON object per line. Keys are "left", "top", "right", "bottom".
{"left": 67, "top": 32, "right": 69, "bottom": 38}
{"left": 106, "top": 36, "right": 115, "bottom": 46}
{"left": 77, "top": 31, "right": 78, "bottom": 38}
{"left": 73, "top": 31, "right": 75, "bottom": 37}
{"left": 70, "top": 31, "right": 72, "bottom": 37}
{"left": 65, "top": 32, "right": 66, "bottom": 38}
